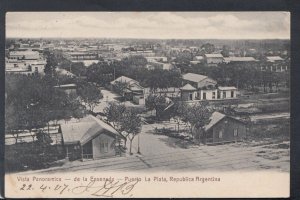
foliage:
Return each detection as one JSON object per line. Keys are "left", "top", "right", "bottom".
{"left": 171, "top": 101, "right": 212, "bottom": 139}
{"left": 103, "top": 102, "right": 126, "bottom": 128}
{"left": 70, "top": 62, "right": 86, "bottom": 77}
{"left": 5, "top": 73, "right": 86, "bottom": 132}
{"left": 77, "top": 82, "right": 103, "bottom": 112}
{"left": 119, "top": 109, "right": 142, "bottom": 155}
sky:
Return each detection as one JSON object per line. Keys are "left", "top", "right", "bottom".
{"left": 6, "top": 12, "right": 290, "bottom": 39}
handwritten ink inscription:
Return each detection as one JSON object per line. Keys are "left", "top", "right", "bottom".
{"left": 18, "top": 179, "right": 140, "bottom": 197}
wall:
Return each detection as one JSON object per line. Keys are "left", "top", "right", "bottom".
{"left": 212, "top": 117, "right": 246, "bottom": 144}
{"left": 181, "top": 90, "right": 196, "bottom": 101}
{"left": 92, "top": 133, "right": 116, "bottom": 159}
{"left": 219, "top": 90, "right": 236, "bottom": 99}
{"left": 199, "top": 89, "right": 218, "bottom": 100}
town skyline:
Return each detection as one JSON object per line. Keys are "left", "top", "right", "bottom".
{"left": 6, "top": 12, "right": 290, "bottom": 39}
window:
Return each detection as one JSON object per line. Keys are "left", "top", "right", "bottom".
{"left": 223, "top": 91, "right": 226, "bottom": 99}
{"left": 212, "top": 92, "right": 216, "bottom": 99}
{"left": 233, "top": 129, "right": 238, "bottom": 137}
{"left": 189, "top": 93, "right": 193, "bottom": 101}
{"left": 231, "top": 91, "right": 234, "bottom": 98}
{"left": 217, "top": 91, "right": 221, "bottom": 99}
{"left": 218, "top": 131, "right": 223, "bottom": 138}
{"left": 100, "top": 140, "right": 109, "bottom": 153}
{"left": 203, "top": 92, "right": 206, "bottom": 100}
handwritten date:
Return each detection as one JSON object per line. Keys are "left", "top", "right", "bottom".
{"left": 19, "top": 179, "right": 140, "bottom": 197}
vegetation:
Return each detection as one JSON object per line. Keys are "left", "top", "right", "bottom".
{"left": 103, "top": 103, "right": 142, "bottom": 154}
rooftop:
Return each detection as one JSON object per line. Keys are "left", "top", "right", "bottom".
{"left": 10, "top": 50, "right": 39, "bottom": 56}
{"left": 60, "top": 115, "right": 121, "bottom": 145}
{"left": 266, "top": 56, "right": 284, "bottom": 62}
{"left": 182, "top": 73, "right": 208, "bottom": 83}
{"left": 218, "top": 86, "right": 237, "bottom": 90}
{"left": 180, "top": 83, "right": 196, "bottom": 91}
{"left": 111, "top": 76, "right": 138, "bottom": 85}
{"left": 205, "top": 112, "right": 226, "bottom": 132}
{"left": 54, "top": 84, "right": 77, "bottom": 89}
{"left": 205, "top": 54, "right": 224, "bottom": 58}
{"left": 223, "top": 57, "right": 257, "bottom": 62}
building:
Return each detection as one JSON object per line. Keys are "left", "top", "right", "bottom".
{"left": 223, "top": 56, "right": 258, "bottom": 64}
{"left": 9, "top": 50, "right": 40, "bottom": 60}
{"left": 6, "top": 50, "right": 46, "bottom": 75}
{"left": 60, "top": 115, "right": 125, "bottom": 161}
{"left": 202, "top": 112, "right": 246, "bottom": 144}
{"left": 54, "top": 84, "right": 77, "bottom": 95}
{"left": 181, "top": 73, "right": 237, "bottom": 101}
{"left": 145, "top": 56, "right": 168, "bottom": 62}
{"left": 147, "top": 61, "right": 174, "bottom": 71}
{"left": 65, "top": 52, "right": 98, "bottom": 60}
{"left": 180, "top": 84, "right": 197, "bottom": 101}
{"left": 261, "top": 56, "right": 288, "bottom": 72}
{"left": 204, "top": 54, "right": 224, "bottom": 66}
{"left": 266, "top": 56, "right": 284, "bottom": 63}
{"left": 110, "top": 76, "right": 145, "bottom": 105}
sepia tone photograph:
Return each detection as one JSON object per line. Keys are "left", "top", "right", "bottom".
{"left": 4, "top": 12, "right": 290, "bottom": 197}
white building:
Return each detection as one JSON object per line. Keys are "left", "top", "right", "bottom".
{"left": 181, "top": 73, "right": 237, "bottom": 101}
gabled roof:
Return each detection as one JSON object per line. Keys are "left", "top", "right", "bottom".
{"left": 110, "top": 76, "right": 138, "bottom": 85}
{"left": 182, "top": 73, "right": 208, "bottom": 83}
{"left": 205, "top": 54, "right": 224, "bottom": 58}
{"left": 205, "top": 111, "right": 244, "bottom": 132}
{"left": 180, "top": 83, "right": 196, "bottom": 91}
{"left": 205, "top": 112, "right": 226, "bottom": 132}
{"left": 61, "top": 115, "right": 123, "bottom": 145}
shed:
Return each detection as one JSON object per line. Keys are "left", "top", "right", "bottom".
{"left": 203, "top": 112, "right": 246, "bottom": 144}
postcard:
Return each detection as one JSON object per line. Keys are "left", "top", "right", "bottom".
{"left": 4, "top": 11, "right": 290, "bottom": 198}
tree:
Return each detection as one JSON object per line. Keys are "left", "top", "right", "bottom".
{"left": 103, "top": 102, "right": 126, "bottom": 129}
{"left": 77, "top": 83, "right": 103, "bottom": 112}
{"left": 145, "top": 94, "right": 167, "bottom": 120}
{"left": 176, "top": 101, "right": 212, "bottom": 141}
{"left": 221, "top": 45, "right": 230, "bottom": 57}
{"left": 70, "top": 62, "right": 86, "bottom": 77}
{"left": 119, "top": 109, "right": 142, "bottom": 155}
{"left": 200, "top": 43, "right": 215, "bottom": 54}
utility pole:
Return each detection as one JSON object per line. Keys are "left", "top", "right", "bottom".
{"left": 137, "top": 133, "right": 141, "bottom": 154}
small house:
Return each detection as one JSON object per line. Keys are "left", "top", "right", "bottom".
{"left": 60, "top": 115, "right": 125, "bottom": 161}
{"left": 203, "top": 112, "right": 246, "bottom": 144}
{"left": 110, "top": 76, "right": 145, "bottom": 104}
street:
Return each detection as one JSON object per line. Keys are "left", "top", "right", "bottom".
{"left": 19, "top": 123, "right": 289, "bottom": 174}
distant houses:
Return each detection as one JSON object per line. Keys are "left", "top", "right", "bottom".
{"left": 110, "top": 76, "right": 145, "bottom": 105}
{"left": 204, "top": 54, "right": 224, "bottom": 66}
{"left": 5, "top": 50, "right": 47, "bottom": 75}
{"left": 180, "top": 73, "right": 237, "bottom": 101}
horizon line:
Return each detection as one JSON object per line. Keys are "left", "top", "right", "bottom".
{"left": 6, "top": 36, "right": 291, "bottom": 40}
